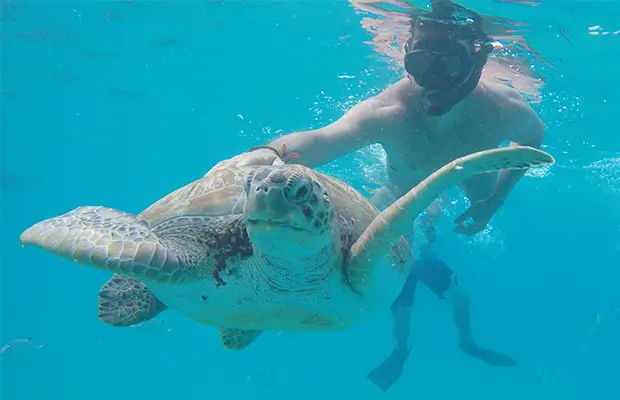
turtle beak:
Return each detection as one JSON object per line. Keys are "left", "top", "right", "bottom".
{"left": 245, "top": 182, "right": 293, "bottom": 223}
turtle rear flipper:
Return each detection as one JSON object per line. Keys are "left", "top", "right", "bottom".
{"left": 347, "top": 146, "right": 555, "bottom": 293}
{"left": 20, "top": 206, "right": 186, "bottom": 283}
{"left": 219, "top": 327, "right": 262, "bottom": 350}
{"left": 98, "top": 274, "right": 167, "bottom": 327}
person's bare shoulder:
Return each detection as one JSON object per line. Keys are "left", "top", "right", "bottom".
{"left": 480, "top": 79, "right": 545, "bottom": 144}
{"left": 372, "top": 78, "right": 412, "bottom": 118}
{"left": 351, "top": 78, "right": 410, "bottom": 131}
{"left": 481, "top": 79, "right": 535, "bottom": 119}
{"left": 376, "top": 78, "right": 414, "bottom": 103}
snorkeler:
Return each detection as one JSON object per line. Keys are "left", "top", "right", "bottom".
{"left": 233, "top": 0, "right": 544, "bottom": 391}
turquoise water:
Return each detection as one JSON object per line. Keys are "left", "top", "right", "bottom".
{"left": 1, "top": 1, "right": 619, "bottom": 399}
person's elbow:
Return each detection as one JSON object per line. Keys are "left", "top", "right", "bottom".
{"left": 528, "top": 118, "right": 546, "bottom": 148}
{"left": 512, "top": 113, "right": 546, "bottom": 149}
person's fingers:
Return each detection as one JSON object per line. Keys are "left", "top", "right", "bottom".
{"left": 455, "top": 206, "right": 475, "bottom": 225}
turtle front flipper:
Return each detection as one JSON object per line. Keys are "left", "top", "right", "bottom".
{"left": 219, "top": 327, "right": 262, "bottom": 350}
{"left": 20, "top": 206, "right": 184, "bottom": 283}
{"left": 346, "top": 146, "right": 555, "bottom": 293}
{"left": 98, "top": 274, "right": 167, "bottom": 327}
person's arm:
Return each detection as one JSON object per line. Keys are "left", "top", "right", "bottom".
{"left": 455, "top": 97, "right": 546, "bottom": 236}
{"left": 265, "top": 96, "right": 399, "bottom": 168}
{"left": 488, "top": 101, "right": 546, "bottom": 206}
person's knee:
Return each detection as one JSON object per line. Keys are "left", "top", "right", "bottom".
{"left": 444, "top": 274, "right": 469, "bottom": 308}
{"left": 390, "top": 305, "right": 412, "bottom": 344}
{"left": 451, "top": 290, "right": 470, "bottom": 309}
{"left": 390, "top": 304, "right": 411, "bottom": 321}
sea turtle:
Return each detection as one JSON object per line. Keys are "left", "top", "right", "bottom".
{"left": 19, "top": 146, "right": 553, "bottom": 350}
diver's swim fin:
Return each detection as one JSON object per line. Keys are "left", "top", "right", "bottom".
{"left": 367, "top": 345, "right": 411, "bottom": 392}
{"left": 459, "top": 343, "right": 517, "bottom": 366}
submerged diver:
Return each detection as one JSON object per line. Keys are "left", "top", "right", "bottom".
{"left": 233, "top": 0, "right": 545, "bottom": 391}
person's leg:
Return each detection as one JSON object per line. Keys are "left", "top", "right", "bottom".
{"left": 367, "top": 184, "right": 437, "bottom": 392}
{"left": 449, "top": 287, "right": 516, "bottom": 366}
{"left": 369, "top": 184, "right": 399, "bottom": 211}
{"left": 422, "top": 199, "right": 441, "bottom": 238}
{"left": 449, "top": 287, "right": 474, "bottom": 346}
{"left": 419, "top": 256, "right": 517, "bottom": 366}
{"left": 367, "top": 270, "right": 418, "bottom": 391}
{"left": 418, "top": 195, "right": 446, "bottom": 255}
{"left": 391, "top": 304, "right": 413, "bottom": 350}
{"left": 369, "top": 183, "right": 416, "bottom": 353}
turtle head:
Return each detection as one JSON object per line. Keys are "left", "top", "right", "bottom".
{"left": 243, "top": 165, "right": 337, "bottom": 259}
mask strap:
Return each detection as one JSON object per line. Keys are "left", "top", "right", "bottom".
{"left": 454, "top": 42, "right": 490, "bottom": 100}
{"left": 404, "top": 36, "right": 414, "bottom": 53}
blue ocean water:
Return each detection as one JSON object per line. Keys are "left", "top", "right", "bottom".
{"left": 1, "top": 1, "right": 619, "bottom": 399}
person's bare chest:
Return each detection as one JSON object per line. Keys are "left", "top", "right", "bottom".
{"left": 383, "top": 110, "right": 506, "bottom": 191}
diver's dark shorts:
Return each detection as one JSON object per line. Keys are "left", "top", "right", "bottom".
{"left": 391, "top": 254, "right": 456, "bottom": 309}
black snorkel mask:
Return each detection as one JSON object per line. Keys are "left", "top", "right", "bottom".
{"left": 404, "top": 17, "right": 495, "bottom": 116}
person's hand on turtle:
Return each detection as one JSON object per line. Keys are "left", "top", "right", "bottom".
{"left": 227, "top": 144, "right": 300, "bottom": 168}
{"left": 226, "top": 148, "right": 283, "bottom": 168}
